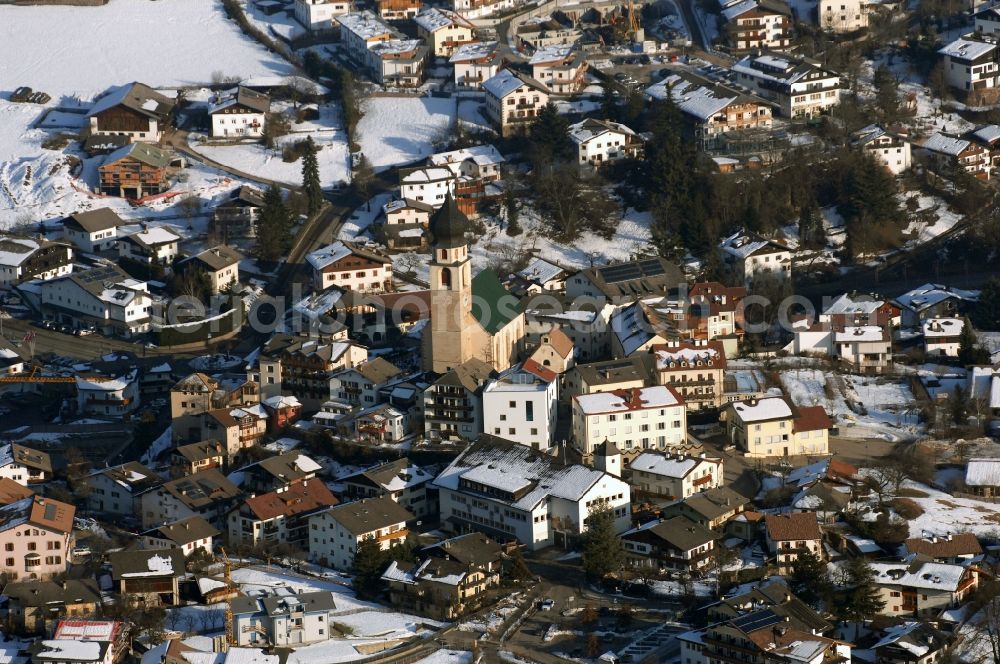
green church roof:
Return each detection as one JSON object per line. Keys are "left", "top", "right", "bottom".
{"left": 471, "top": 269, "right": 521, "bottom": 335}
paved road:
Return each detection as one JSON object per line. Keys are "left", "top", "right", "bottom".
{"left": 0, "top": 317, "right": 197, "bottom": 361}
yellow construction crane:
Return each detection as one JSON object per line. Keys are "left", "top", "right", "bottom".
{"left": 221, "top": 547, "right": 235, "bottom": 648}
{"left": 626, "top": 0, "right": 642, "bottom": 42}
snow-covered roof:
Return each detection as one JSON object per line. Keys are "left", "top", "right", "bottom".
{"left": 871, "top": 622, "right": 931, "bottom": 657}
{"left": 575, "top": 385, "right": 682, "bottom": 415}
{"left": 966, "top": 458, "right": 1000, "bottom": 487}
{"left": 567, "top": 118, "right": 636, "bottom": 145}
{"left": 654, "top": 345, "right": 721, "bottom": 369}
{"left": 516, "top": 257, "right": 565, "bottom": 285}
{"left": 0, "top": 237, "right": 47, "bottom": 268}
{"left": 970, "top": 367, "right": 1000, "bottom": 409}
{"left": 35, "top": 641, "right": 102, "bottom": 662}
{"left": 834, "top": 326, "right": 886, "bottom": 343}
{"left": 894, "top": 283, "right": 979, "bottom": 312}
{"left": 730, "top": 396, "right": 793, "bottom": 422}
{"left": 922, "top": 133, "right": 973, "bottom": 156}
{"left": 722, "top": 0, "right": 758, "bottom": 20}
{"left": 823, "top": 292, "right": 887, "bottom": 316}
{"left": 428, "top": 144, "right": 505, "bottom": 169}
{"left": 369, "top": 39, "right": 425, "bottom": 58}
{"left": 733, "top": 53, "right": 836, "bottom": 88}
{"left": 483, "top": 69, "right": 545, "bottom": 98}
{"left": 972, "top": 124, "right": 1000, "bottom": 144}
{"left": 335, "top": 11, "right": 393, "bottom": 40}
{"left": 647, "top": 73, "right": 743, "bottom": 120}
{"left": 720, "top": 229, "right": 788, "bottom": 259}
{"left": 610, "top": 301, "right": 657, "bottom": 357}
{"left": 305, "top": 242, "right": 353, "bottom": 271}
{"left": 123, "top": 226, "right": 181, "bottom": 248}
{"left": 529, "top": 44, "right": 574, "bottom": 65}
{"left": 75, "top": 371, "right": 136, "bottom": 393}
{"left": 922, "top": 317, "right": 965, "bottom": 338}
{"left": 401, "top": 166, "right": 454, "bottom": 184}
{"left": 434, "top": 436, "right": 626, "bottom": 511}
{"left": 449, "top": 41, "right": 499, "bottom": 63}
{"left": 414, "top": 7, "right": 473, "bottom": 32}
{"left": 120, "top": 553, "right": 175, "bottom": 577}
{"left": 869, "top": 561, "right": 968, "bottom": 591}
{"left": 630, "top": 452, "right": 717, "bottom": 478}
{"left": 938, "top": 37, "right": 996, "bottom": 61}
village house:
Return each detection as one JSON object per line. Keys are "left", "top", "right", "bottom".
{"left": 342, "top": 458, "right": 435, "bottom": 517}
{"left": 170, "top": 372, "right": 259, "bottom": 441}
{"left": 1, "top": 580, "right": 101, "bottom": 635}
{"left": 139, "top": 469, "right": 242, "bottom": 530}
{"left": 230, "top": 591, "right": 337, "bottom": 647}
{"left": 628, "top": 452, "right": 723, "bottom": 500}
{"left": 208, "top": 87, "right": 270, "bottom": 138}
{"left": 383, "top": 533, "right": 502, "bottom": 620}
{"left": 528, "top": 328, "right": 575, "bottom": 374}
{"left": 368, "top": 38, "right": 429, "bottom": 87}
{"left": 306, "top": 240, "right": 393, "bottom": 293}
{"left": 423, "top": 357, "right": 495, "bottom": 441}
{"left": 84, "top": 462, "right": 160, "bottom": 516}
{"left": 903, "top": 532, "right": 983, "bottom": 564}
{"left": 721, "top": 0, "right": 793, "bottom": 52}
{"left": 308, "top": 495, "right": 414, "bottom": 570}
{"left": 834, "top": 325, "right": 893, "bottom": 373}
{"left": 87, "top": 82, "right": 174, "bottom": 143}
{"left": 399, "top": 166, "right": 457, "bottom": 208}
{"left": 525, "top": 301, "right": 613, "bottom": 363}
{"left": 565, "top": 256, "right": 685, "bottom": 302}
{"left": 646, "top": 72, "right": 773, "bottom": 149}
{"left": 938, "top": 36, "right": 1000, "bottom": 98}
{"left": 228, "top": 479, "right": 339, "bottom": 550}
{"left": 920, "top": 132, "right": 991, "bottom": 180}
{"left": 482, "top": 360, "right": 559, "bottom": 452}
{"left": 451, "top": 0, "right": 519, "bottom": 19}
{"left": 818, "top": 0, "right": 870, "bottom": 32}
{"left": 853, "top": 124, "right": 912, "bottom": 175}
{"left": 31, "top": 619, "right": 129, "bottom": 664}
{"left": 663, "top": 485, "right": 749, "bottom": 529}
{"left": 572, "top": 385, "right": 688, "bottom": 460}
{"left": 117, "top": 227, "right": 180, "bottom": 266}
{"left": 337, "top": 10, "right": 395, "bottom": 60}
{"left": 976, "top": 3, "right": 1000, "bottom": 34}
{"left": 567, "top": 118, "right": 643, "bottom": 167}
{"left": 62, "top": 208, "right": 125, "bottom": 253}
{"left": 434, "top": 435, "right": 632, "bottom": 550}
{"left": 719, "top": 229, "right": 792, "bottom": 287}
{"left": 429, "top": 144, "right": 506, "bottom": 181}
{"left": 38, "top": 265, "right": 153, "bottom": 337}
{"left": 178, "top": 245, "right": 241, "bottom": 293}
{"left": 922, "top": 317, "right": 966, "bottom": 357}
{"left": 109, "top": 548, "right": 185, "bottom": 607}
{"left": 450, "top": 41, "right": 503, "bottom": 89}
{"left": 621, "top": 516, "right": 719, "bottom": 574}
{"left": 965, "top": 457, "right": 1000, "bottom": 497}
{"left": 379, "top": 198, "right": 433, "bottom": 250}
{"left": 0, "top": 495, "right": 73, "bottom": 581}
{"left": 764, "top": 511, "right": 823, "bottom": 574}
{"left": 0, "top": 347, "right": 25, "bottom": 378}
{"left": 563, "top": 355, "right": 655, "bottom": 403}
{"left": 511, "top": 257, "right": 567, "bottom": 295}
{"left": 295, "top": 0, "right": 352, "bottom": 29}
{"left": 0, "top": 236, "right": 73, "bottom": 287}
{"left": 98, "top": 142, "right": 174, "bottom": 198}
{"left": 725, "top": 396, "right": 832, "bottom": 457}
{"left": 0, "top": 444, "right": 51, "bottom": 485}
{"left": 254, "top": 334, "right": 366, "bottom": 406}
{"left": 651, "top": 341, "right": 728, "bottom": 410}
{"left": 893, "top": 283, "right": 979, "bottom": 328}
{"left": 414, "top": 8, "right": 477, "bottom": 56}
{"left": 329, "top": 356, "right": 403, "bottom": 406}
{"left": 732, "top": 52, "right": 842, "bottom": 118}
{"left": 236, "top": 451, "right": 323, "bottom": 493}
{"left": 376, "top": 0, "right": 421, "bottom": 19}
{"left": 970, "top": 123, "right": 1000, "bottom": 171}
{"left": 74, "top": 371, "right": 141, "bottom": 418}
{"left": 201, "top": 405, "right": 269, "bottom": 457}
{"left": 691, "top": 613, "right": 849, "bottom": 664}
{"left": 871, "top": 622, "right": 949, "bottom": 664}
{"left": 213, "top": 185, "right": 265, "bottom": 240}
{"left": 870, "top": 560, "right": 979, "bottom": 617}
{"left": 529, "top": 45, "right": 588, "bottom": 94}
{"left": 345, "top": 403, "right": 407, "bottom": 443}
{"left": 482, "top": 69, "right": 550, "bottom": 137}
{"left": 140, "top": 515, "right": 219, "bottom": 556}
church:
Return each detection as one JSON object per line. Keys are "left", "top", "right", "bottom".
{"left": 422, "top": 195, "right": 525, "bottom": 374}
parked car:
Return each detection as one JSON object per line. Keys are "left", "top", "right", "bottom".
{"left": 539, "top": 599, "right": 555, "bottom": 611}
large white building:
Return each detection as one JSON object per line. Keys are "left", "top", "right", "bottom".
{"left": 414, "top": 8, "right": 477, "bottom": 57}
{"left": 938, "top": 36, "right": 999, "bottom": 95}
{"left": 305, "top": 240, "right": 393, "bottom": 292}
{"left": 732, "top": 52, "right": 842, "bottom": 119}
{"left": 37, "top": 265, "right": 153, "bottom": 336}
{"left": 572, "top": 385, "right": 688, "bottom": 458}
{"left": 308, "top": 495, "right": 413, "bottom": 570}
{"left": 231, "top": 591, "right": 337, "bottom": 647}
{"left": 434, "top": 436, "right": 632, "bottom": 550}
{"left": 399, "top": 166, "right": 457, "bottom": 207}
{"left": 528, "top": 45, "right": 588, "bottom": 95}
{"left": 853, "top": 124, "right": 912, "bottom": 175}
{"left": 450, "top": 42, "right": 503, "bottom": 89}
{"left": 818, "top": 0, "right": 869, "bottom": 32}
{"left": 482, "top": 360, "right": 559, "bottom": 452}
{"left": 482, "top": 70, "right": 550, "bottom": 137}
{"left": 295, "top": 0, "right": 352, "bottom": 30}
{"left": 62, "top": 208, "right": 125, "bottom": 253}
{"left": 0, "top": 237, "right": 73, "bottom": 287}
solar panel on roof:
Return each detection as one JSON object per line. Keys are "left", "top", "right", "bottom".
{"left": 732, "top": 609, "right": 784, "bottom": 632}
{"left": 44, "top": 503, "right": 56, "bottom": 520}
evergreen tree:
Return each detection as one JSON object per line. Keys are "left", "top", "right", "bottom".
{"left": 951, "top": 384, "right": 968, "bottom": 425}
{"left": 351, "top": 536, "right": 390, "bottom": 599}
{"left": 838, "top": 558, "right": 885, "bottom": 621}
{"left": 508, "top": 548, "right": 533, "bottom": 582}
{"left": 600, "top": 76, "right": 618, "bottom": 121}
{"left": 353, "top": 154, "right": 375, "bottom": 201}
{"left": 530, "top": 103, "right": 573, "bottom": 165}
{"left": 301, "top": 136, "right": 323, "bottom": 216}
{"left": 790, "top": 551, "right": 829, "bottom": 606}
{"left": 255, "top": 184, "right": 292, "bottom": 262}
{"left": 972, "top": 278, "right": 1000, "bottom": 331}
{"left": 872, "top": 64, "right": 900, "bottom": 123}
{"left": 798, "top": 203, "right": 824, "bottom": 250}
{"left": 958, "top": 319, "right": 989, "bottom": 366}
{"left": 505, "top": 186, "right": 522, "bottom": 237}
{"left": 581, "top": 502, "right": 625, "bottom": 580}
{"left": 843, "top": 153, "right": 904, "bottom": 258}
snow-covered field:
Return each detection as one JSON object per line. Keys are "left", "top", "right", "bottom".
{"left": 0, "top": 0, "right": 294, "bottom": 98}
{"left": 898, "top": 479, "right": 1000, "bottom": 539}
{"left": 415, "top": 651, "right": 472, "bottom": 664}
{"left": 356, "top": 97, "right": 456, "bottom": 171}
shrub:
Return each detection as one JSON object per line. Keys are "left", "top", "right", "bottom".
{"left": 891, "top": 497, "right": 924, "bottom": 519}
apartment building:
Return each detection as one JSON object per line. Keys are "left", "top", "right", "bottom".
{"left": 572, "top": 385, "right": 688, "bottom": 459}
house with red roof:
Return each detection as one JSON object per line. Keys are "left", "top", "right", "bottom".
{"left": 227, "top": 479, "right": 339, "bottom": 549}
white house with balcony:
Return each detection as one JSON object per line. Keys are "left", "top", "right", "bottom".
{"left": 938, "top": 36, "right": 999, "bottom": 96}
{"left": 450, "top": 42, "right": 503, "bottom": 89}
{"left": 853, "top": 124, "right": 912, "bottom": 175}
{"left": 414, "top": 8, "right": 477, "bottom": 57}
{"left": 37, "top": 265, "right": 152, "bottom": 336}
{"left": 208, "top": 88, "right": 270, "bottom": 139}
{"left": 483, "top": 70, "right": 550, "bottom": 136}
{"left": 482, "top": 360, "right": 558, "bottom": 452}
{"left": 305, "top": 241, "right": 393, "bottom": 292}
{"left": 308, "top": 495, "right": 413, "bottom": 570}
{"left": 568, "top": 118, "right": 643, "bottom": 167}
{"left": 76, "top": 371, "right": 141, "bottom": 418}
{"left": 732, "top": 52, "right": 842, "bottom": 118}
{"left": 719, "top": 230, "right": 792, "bottom": 287}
